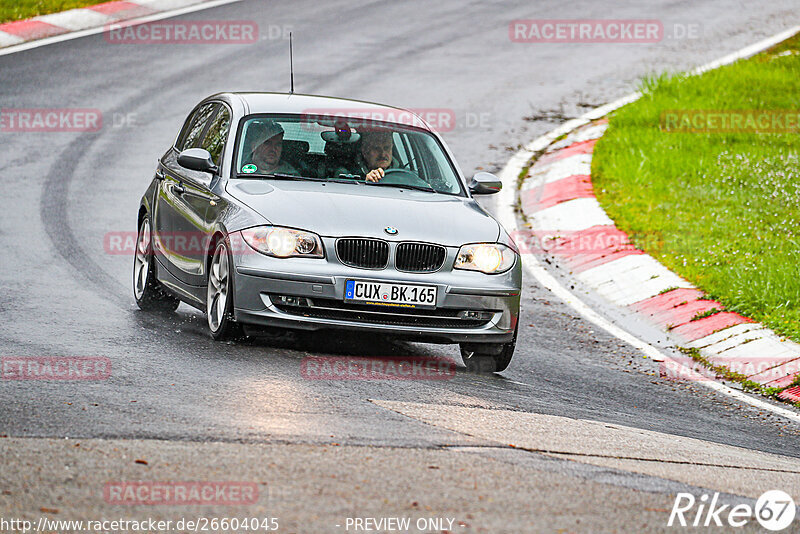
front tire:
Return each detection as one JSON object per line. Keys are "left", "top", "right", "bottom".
{"left": 133, "top": 217, "right": 180, "bottom": 312}
{"left": 206, "top": 239, "right": 243, "bottom": 340}
{"left": 460, "top": 325, "right": 518, "bottom": 373}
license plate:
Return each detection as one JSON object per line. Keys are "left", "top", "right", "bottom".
{"left": 345, "top": 280, "right": 437, "bottom": 309}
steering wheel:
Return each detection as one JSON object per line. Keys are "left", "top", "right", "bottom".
{"left": 378, "top": 168, "right": 432, "bottom": 188}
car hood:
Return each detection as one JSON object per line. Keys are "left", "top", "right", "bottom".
{"left": 227, "top": 179, "right": 500, "bottom": 246}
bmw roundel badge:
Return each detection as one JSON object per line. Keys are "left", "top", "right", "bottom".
{"left": 384, "top": 226, "right": 398, "bottom": 235}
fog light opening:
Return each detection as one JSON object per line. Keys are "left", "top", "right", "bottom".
{"left": 275, "top": 295, "right": 310, "bottom": 307}
{"left": 459, "top": 310, "right": 492, "bottom": 320}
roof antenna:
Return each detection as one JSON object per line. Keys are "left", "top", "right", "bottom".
{"left": 289, "top": 32, "right": 294, "bottom": 94}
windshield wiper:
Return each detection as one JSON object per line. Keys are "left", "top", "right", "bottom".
{"left": 329, "top": 173, "right": 364, "bottom": 184}
{"left": 365, "top": 181, "right": 436, "bottom": 193}
{"left": 257, "top": 173, "right": 325, "bottom": 181}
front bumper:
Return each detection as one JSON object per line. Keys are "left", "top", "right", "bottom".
{"left": 231, "top": 241, "right": 521, "bottom": 344}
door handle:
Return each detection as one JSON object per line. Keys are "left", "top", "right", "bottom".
{"left": 173, "top": 182, "right": 186, "bottom": 194}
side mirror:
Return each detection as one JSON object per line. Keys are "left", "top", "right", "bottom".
{"left": 469, "top": 172, "right": 502, "bottom": 195}
{"left": 178, "top": 148, "right": 218, "bottom": 174}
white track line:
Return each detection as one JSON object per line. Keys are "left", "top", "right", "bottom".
{"left": 497, "top": 26, "right": 800, "bottom": 424}
{"left": 0, "top": 0, "right": 248, "bottom": 57}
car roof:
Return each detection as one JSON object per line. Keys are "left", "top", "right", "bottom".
{"left": 219, "top": 92, "right": 432, "bottom": 131}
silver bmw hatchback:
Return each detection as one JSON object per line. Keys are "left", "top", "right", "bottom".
{"left": 134, "top": 93, "right": 521, "bottom": 371}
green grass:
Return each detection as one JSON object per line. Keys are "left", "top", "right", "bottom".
{"left": 0, "top": 1, "right": 104, "bottom": 24}
{"left": 592, "top": 33, "right": 800, "bottom": 344}
{"left": 690, "top": 308, "right": 722, "bottom": 322}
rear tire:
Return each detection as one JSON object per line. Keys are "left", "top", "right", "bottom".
{"left": 133, "top": 217, "right": 180, "bottom": 312}
{"left": 460, "top": 325, "right": 517, "bottom": 373}
{"left": 206, "top": 238, "right": 244, "bottom": 340}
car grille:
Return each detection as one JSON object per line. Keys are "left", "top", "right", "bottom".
{"left": 336, "top": 238, "right": 389, "bottom": 269}
{"left": 395, "top": 242, "right": 446, "bottom": 273}
{"left": 271, "top": 296, "right": 494, "bottom": 329}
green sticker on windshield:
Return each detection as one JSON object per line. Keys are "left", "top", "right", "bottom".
{"left": 241, "top": 164, "right": 257, "bottom": 174}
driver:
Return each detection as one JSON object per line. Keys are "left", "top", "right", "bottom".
{"left": 360, "top": 130, "right": 395, "bottom": 182}
{"left": 243, "top": 121, "right": 298, "bottom": 175}
{"left": 334, "top": 129, "right": 397, "bottom": 182}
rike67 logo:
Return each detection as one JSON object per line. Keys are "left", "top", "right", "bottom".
{"left": 668, "top": 490, "right": 796, "bottom": 530}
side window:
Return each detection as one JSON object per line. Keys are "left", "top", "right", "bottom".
{"left": 177, "top": 103, "right": 217, "bottom": 151}
{"left": 201, "top": 106, "right": 230, "bottom": 165}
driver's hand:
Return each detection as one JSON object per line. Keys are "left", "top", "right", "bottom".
{"left": 365, "top": 168, "right": 385, "bottom": 182}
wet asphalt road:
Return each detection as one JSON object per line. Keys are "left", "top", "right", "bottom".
{"left": 2, "top": 0, "right": 800, "bottom": 467}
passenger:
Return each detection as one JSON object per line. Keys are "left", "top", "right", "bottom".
{"left": 243, "top": 121, "right": 299, "bottom": 175}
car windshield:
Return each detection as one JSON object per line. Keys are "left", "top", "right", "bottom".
{"left": 233, "top": 114, "right": 464, "bottom": 196}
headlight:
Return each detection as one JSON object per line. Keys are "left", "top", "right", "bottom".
{"left": 240, "top": 226, "right": 324, "bottom": 258}
{"left": 454, "top": 243, "right": 516, "bottom": 274}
